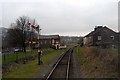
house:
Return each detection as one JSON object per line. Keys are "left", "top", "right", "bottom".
{"left": 83, "top": 26, "right": 118, "bottom": 48}
{"left": 38, "top": 35, "right": 60, "bottom": 49}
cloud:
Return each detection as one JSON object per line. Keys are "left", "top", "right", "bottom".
{"left": 1, "top": 0, "right": 119, "bottom": 36}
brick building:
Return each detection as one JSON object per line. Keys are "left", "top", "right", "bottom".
{"left": 39, "top": 35, "right": 60, "bottom": 49}
{"left": 83, "top": 26, "right": 118, "bottom": 48}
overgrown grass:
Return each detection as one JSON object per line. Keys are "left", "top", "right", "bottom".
{"left": 42, "top": 49, "right": 63, "bottom": 63}
{"left": 2, "top": 50, "right": 37, "bottom": 64}
{"left": 3, "top": 48, "right": 64, "bottom": 78}
{"left": 74, "top": 46, "right": 118, "bottom": 78}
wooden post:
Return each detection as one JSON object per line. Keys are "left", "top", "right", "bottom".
{"left": 3, "top": 53, "right": 6, "bottom": 64}
{"left": 38, "top": 27, "right": 42, "bottom": 65}
{"left": 15, "top": 52, "right": 18, "bottom": 63}
{"left": 38, "top": 49, "right": 41, "bottom": 65}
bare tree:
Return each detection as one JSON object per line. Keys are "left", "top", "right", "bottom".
{"left": 16, "top": 16, "right": 28, "bottom": 52}
{"left": 6, "top": 16, "right": 37, "bottom": 52}
{"left": 15, "top": 16, "right": 37, "bottom": 52}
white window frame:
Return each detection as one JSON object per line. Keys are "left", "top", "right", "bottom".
{"left": 98, "top": 36, "right": 101, "bottom": 40}
{"left": 110, "top": 36, "right": 114, "bottom": 40}
{"left": 45, "top": 41, "right": 47, "bottom": 44}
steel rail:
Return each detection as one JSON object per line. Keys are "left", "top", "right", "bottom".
{"left": 66, "top": 51, "right": 72, "bottom": 80}
{"left": 45, "top": 49, "right": 72, "bottom": 80}
{"left": 45, "top": 50, "right": 69, "bottom": 80}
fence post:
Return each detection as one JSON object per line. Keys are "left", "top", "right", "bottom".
{"left": 3, "top": 53, "right": 6, "bottom": 64}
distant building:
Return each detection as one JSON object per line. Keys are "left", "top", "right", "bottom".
{"left": 83, "top": 26, "right": 118, "bottom": 48}
{"left": 0, "top": 27, "right": 8, "bottom": 49}
{"left": 60, "top": 36, "right": 81, "bottom": 43}
{"left": 39, "top": 35, "right": 60, "bottom": 49}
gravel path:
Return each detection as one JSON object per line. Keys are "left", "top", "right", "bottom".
{"left": 70, "top": 50, "right": 81, "bottom": 78}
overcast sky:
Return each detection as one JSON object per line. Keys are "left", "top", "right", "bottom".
{"left": 0, "top": 0, "right": 119, "bottom": 36}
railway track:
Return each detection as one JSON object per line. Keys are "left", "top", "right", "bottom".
{"left": 45, "top": 48, "right": 73, "bottom": 80}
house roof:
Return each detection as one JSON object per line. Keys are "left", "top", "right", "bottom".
{"left": 39, "top": 35, "right": 60, "bottom": 39}
{"left": 84, "top": 26, "right": 117, "bottom": 37}
{"left": 84, "top": 31, "right": 95, "bottom": 37}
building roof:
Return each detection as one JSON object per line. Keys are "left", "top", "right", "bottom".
{"left": 84, "top": 26, "right": 117, "bottom": 37}
{"left": 39, "top": 35, "right": 60, "bottom": 39}
{"left": 84, "top": 31, "right": 95, "bottom": 37}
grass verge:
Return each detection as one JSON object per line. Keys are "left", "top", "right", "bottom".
{"left": 3, "top": 48, "right": 64, "bottom": 78}
{"left": 2, "top": 50, "right": 37, "bottom": 64}
{"left": 74, "top": 46, "right": 118, "bottom": 78}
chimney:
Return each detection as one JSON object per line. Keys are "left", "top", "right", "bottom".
{"left": 94, "top": 26, "right": 103, "bottom": 31}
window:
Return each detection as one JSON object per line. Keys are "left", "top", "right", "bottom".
{"left": 45, "top": 41, "right": 47, "bottom": 44}
{"left": 41, "top": 41, "right": 43, "bottom": 44}
{"left": 110, "top": 36, "right": 114, "bottom": 40}
{"left": 52, "top": 39, "right": 54, "bottom": 44}
{"left": 98, "top": 36, "right": 101, "bottom": 40}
